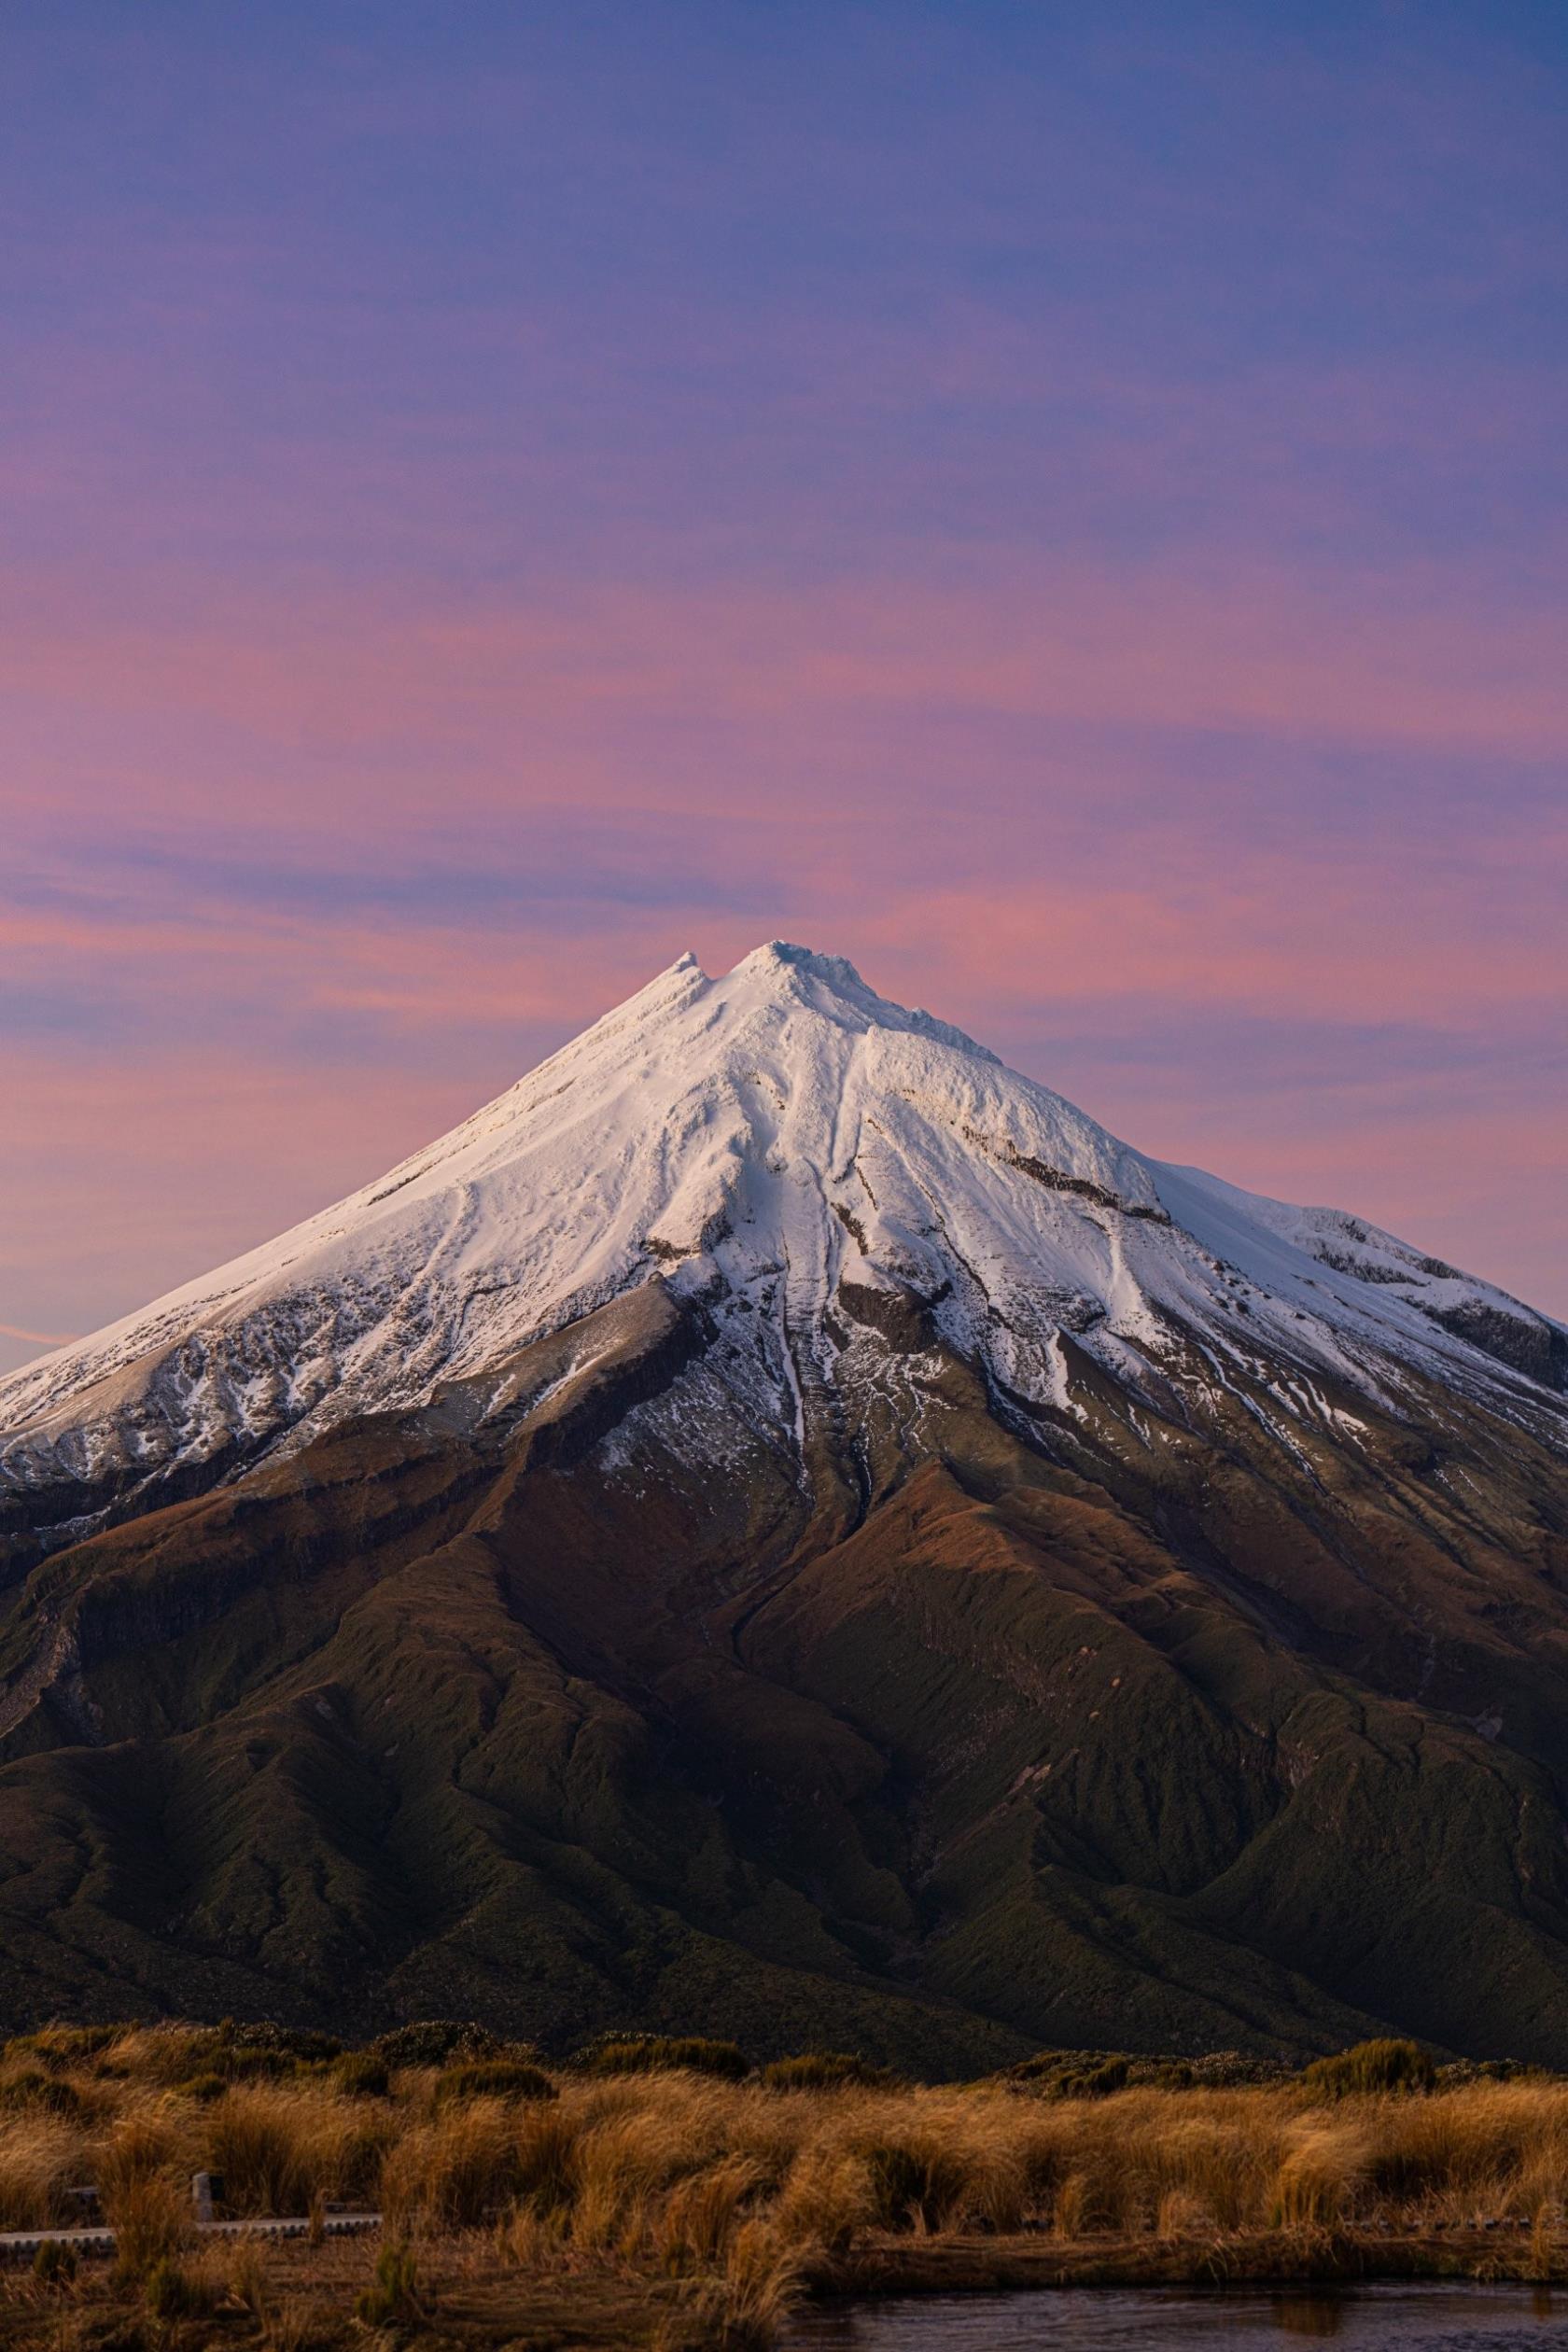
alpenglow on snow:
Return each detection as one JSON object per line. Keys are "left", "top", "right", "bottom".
{"left": 3, "top": 942, "right": 1564, "bottom": 1525}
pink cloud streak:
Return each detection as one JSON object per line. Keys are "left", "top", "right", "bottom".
{"left": 4, "top": 559, "right": 1566, "bottom": 841}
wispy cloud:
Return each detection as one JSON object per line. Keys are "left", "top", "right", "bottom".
{"left": 2, "top": 1, "right": 1563, "bottom": 1370}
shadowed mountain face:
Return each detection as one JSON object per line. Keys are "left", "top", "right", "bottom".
{"left": 1, "top": 946, "right": 1565, "bottom": 2067}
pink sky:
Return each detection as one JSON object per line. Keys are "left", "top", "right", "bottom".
{"left": 2, "top": 5, "right": 1564, "bottom": 1371}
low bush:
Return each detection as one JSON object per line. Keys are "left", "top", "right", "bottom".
{"left": 1185, "top": 2052, "right": 1294, "bottom": 2089}
{"left": 226, "top": 2024, "right": 343, "bottom": 2065}
{"left": 436, "top": 2058, "right": 554, "bottom": 2106}
{"left": 156, "top": 2032, "right": 303, "bottom": 2090}
{"left": 1435, "top": 2058, "right": 1532, "bottom": 2089}
{"left": 760, "top": 2053, "right": 896, "bottom": 2093}
{"left": 1301, "top": 2039, "right": 1436, "bottom": 2101}
{"left": 372, "top": 2020, "right": 501, "bottom": 2070}
{"left": 1009, "top": 2051, "right": 1131, "bottom": 2100}
{"left": 579, "top": 2036, "right": 749, "bottom": 2081}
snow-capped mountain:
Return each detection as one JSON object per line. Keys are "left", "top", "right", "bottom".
{"left": 3, "top": 941, "right": 1563, "bottom": 1533}
{"left": 4, "top": 945, "right": 1568, "bottom": 2065}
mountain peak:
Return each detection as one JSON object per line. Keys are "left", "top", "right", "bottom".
{"left": 1, "top": 955, "right": 1566, "bottom": 2072}
{"left": 734, "top": 938, "right": 869, "bottom": 990}
{"left": 711, "top": 939, "right": 1000, "bottom": 1062}
{"left": 2, "top": 946, "right": 1562, "bottom": 1525}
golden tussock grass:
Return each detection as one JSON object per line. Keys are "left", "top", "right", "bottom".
{"left": 4, "top": 2033, "right": 1568, "bottom": 2346}
{"left": 0, "top": 2111, "right": 91, "bottom": 2232}
{"left": 203, "top": 2081, "right": 392, "bottom": 2216}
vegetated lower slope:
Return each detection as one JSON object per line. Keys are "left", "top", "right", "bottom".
{"left": 0, "top": 945, "right": 1564, "bottom": 2065}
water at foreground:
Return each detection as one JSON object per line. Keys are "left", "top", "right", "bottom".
{"left": 790, "top": 2282, "right": 1564, "bottom": 2349}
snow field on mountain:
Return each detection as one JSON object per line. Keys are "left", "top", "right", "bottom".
{"left": 2, "top": 942, "right": 1562, "bottom": 1509}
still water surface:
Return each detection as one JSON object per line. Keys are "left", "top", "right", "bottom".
{"left": 790, "top": 2283, "right": 1565, "bottom": 2348}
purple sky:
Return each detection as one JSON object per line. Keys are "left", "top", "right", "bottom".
{"left": 3, "top": 0, "right": 1565, "bottom": 1371}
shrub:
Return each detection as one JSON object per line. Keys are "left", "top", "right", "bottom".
{"left": 226, "top": 2024, "right": 343, "bottom": 2065}
{"left": 158, "top": 2035, "right": 298, "bottom": 2091}
{"left": 435, "top": 2059, "right": 555, "bottom": 2106}
{"left": 1301, "top": 2039, "right": 1436, "bottom": 2101}
{"left": 579, "top": 2036, "right": 748, "bottom": 2082}
{"left": 1185, "top": 2052, "right": 1293, "bottom": 2089}
{"left": 760, "top": 2053, "right": 896, "bottom": 2093}
{"left": 372, "top": 2021, "right": 501, "bottom": 2070}
{"left": 356, "top": 2240, "right": 423, "bottom": 2327}
{"left": 1007, "top": 2050, "right": 1133, "bottom": 2100}
{"left": 1128, "top": 2060, "right": 1197, "bottom": 2091}
{"left": 1435, "top": 2058, "right": 1532, "bottom": 2088}
{"left": 332, "top": 2052, "right": 390, "bottom": 2099}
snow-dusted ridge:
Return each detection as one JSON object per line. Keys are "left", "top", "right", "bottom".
{"left": 3, "top": 941, "right": 1564, "bottom": 1513}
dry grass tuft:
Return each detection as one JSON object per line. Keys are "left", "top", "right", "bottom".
{"left": 1272, "top": 2123, "right": 1369, "bottom": 2229}
{"left": 105, "top": 2170, "right": 191, "bottom": 2284}
{"left": 772, "top": 2141, "right": 875, "bottom": 2257}
{"left": 677, "top": 2220, "right": 805, "bottom": 2349}
{"left": 382, "top": 2097, "right": 524, "bottom": 2233}
{"left": 0, "top": 2111, "right": 91, "bottom": 2230}
{"left": 203, "top": 2080, "right": 390, "bottom": 2214}
{"left": 652, "top": 2157, "right": 765, "bottom": 2273}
